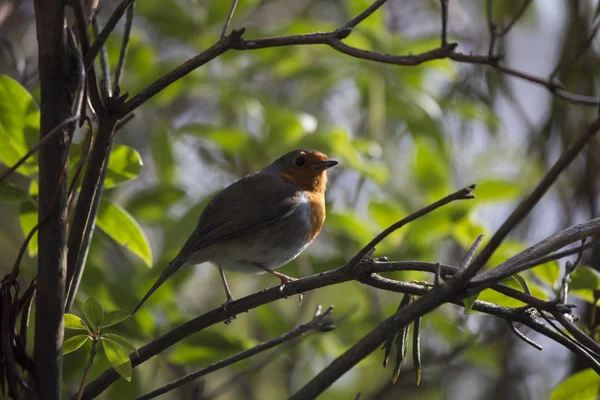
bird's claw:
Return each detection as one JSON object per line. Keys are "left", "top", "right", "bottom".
{"left": 277, "top": 276, "right": 303, "bottom": 306}
{"left": 221, "top": 297, "right": 237, "bottom": 324}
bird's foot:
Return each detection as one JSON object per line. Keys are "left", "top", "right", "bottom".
{"left": 273, "top": 274, "right": 303, "bottom": 306}
{"left": 221, "top": 296, "right": 237, "bottom": 324}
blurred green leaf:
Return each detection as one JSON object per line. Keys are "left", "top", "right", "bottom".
{"left": 327, "top": 211, "right": 374, "bottom": 245}
{"left": 96, "top": 200, "right": 153, "bottom": 267}
{"left": 369, "top": 201, "right": 407, "bottom": 228}
{"left": 570, "top": 266, "right": 600, "bottom": 291}
{"left": 412, "top": 137, "right": 450, "bottom": 196}
{"left": 487, "top": 239, "right": 527, "bottom": 269}
{"left": 462, "top": 295, "right": 477, "bottom": 312}
{"left": 18, "top": 201, "right": 37, "bottom": 256}
{"left": 100, "top": 310, "right": 130, "bottom": 328}
{"left": 531, "top": 261, "right": 560, "bottom": 289}
{"left": 453, "top": 214, "right": 489, "bottom": 250}
{"left": 550, "top": 369, "right": 600, "bottom": 400}
{"left": 0, "top": 74, "right": 39, "bottom": 176}
{"left": 136, "top": 0, "right": 199, "bottom": 39}
{"left": 102, "top": 333, "right": 138, "bottom": 356}
{"left": 152, "top": 130, "right": 175, "bottom": 183}
{"left": 64, "top": 314, "right": 89, "bottom": 331}
{"left": 84, "top": 297, "right": 104, "bottom": 330}
{"left": 478, "top": 277, "right": 548, "bottom": 308}
{"left": 100, "top": 338, "right": 132, "bottom": 382}
{"left": 475, "top": 180, "right": 523, "bottom": 202}
{"left": 182, "top": 123, "right": 256, "bottom": 154}
{"left": 28, "top": 179, "right": 38, "bottom": 196}
{"left": 105, "top": 145, "right": 143, "bottom": 188}
{"left": 127, "top": 185, "right": 185, "bottom": 223}
{"left": 0, "top": 180, "right": 28, "bottom": 202}
{"left": 63, "top": 335, "right": 90, "bottom": 355}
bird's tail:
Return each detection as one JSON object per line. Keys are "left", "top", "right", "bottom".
{"left": 131, "top": 257, "right": 185, "bottom": 315}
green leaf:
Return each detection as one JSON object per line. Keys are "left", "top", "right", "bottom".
{"left": 102, "top": 333, "right": 138, "bottom": 355}
{"left": 462, "top": 294, "right": 477, "bottom": 312}
{"left": 570, "top": 266, "right": 600, "bottom": 291}
{"left": 531, "top": 260, "right": 560, "bottom": 288}
{"left": 550, "top": 369, "right": 600, "bottom": 400}
{"left": 18, "top": 201, "right": 37, "bottom": 256}
{"left": 63, "top": 335, "right": 90, "bottom": 355}
{"left": 181, "top": 124, "right": 251, "bottom": 153}
{"left": 0, "top": 74, "right": 40, "bottom": 176}
{"left": 151, "top": 130, "right": 175, "bottom": 183}
{"left": 475, "top": 180, "right": 523, "bottom": 202}
{"left": 104, "top": 145, "right": 143, "bottom": 188}
{"left": 100, "top": 338, "right": 133, "bottom": 382}
{"left": 64, "top": 314, "right": 89, "bottom": 331}
{"left": 127, "top": 185, "right": 185, "bottom": 223}
{"left": 369, "top": 201, "right": 407, "bottom": 228}
{"left": 96, "top": 200, "right": 153, "bottom": 267}
{"left": 0, "top": 180, "right": 28, "bottom": 202}
{"left": 100, "top": 310, "right": 130, "bottom": 328}
{"left": 83, "top": 297, "right": 104, "bottom": 330}
{"left": 412, "top": 137, "right": 450, "bottom": 196}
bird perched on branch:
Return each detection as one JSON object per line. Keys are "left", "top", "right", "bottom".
{"left": 132, "top": 149, "right": 338, "bottom": 315}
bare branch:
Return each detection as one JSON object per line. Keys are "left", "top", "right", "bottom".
{"left": 114, "top": 2, "right": 134, "bottom": 90}
{"left": 459, "top": 234, "right": 484, "bottom": 269}
{"left": 343, "top": 0, "right": 389, "bottom": 31}
{"left": 220, "top": 0, "right": 239, "bottom": 39}
{"left": 463, "top": 118, "right": 600, "bottom": 282}
{"left": 134, "top": 306, "right": 334, "bottom": 400}
{"left": 440, "top": 0, "right": 449, "bottom": 46}
{"left": 345, "top": 184, "right": 475, "bottom": 271}
{"left": 471, "top": 217, "right": 600, "bottom": 287}
{"left": 84, "top": 0, "right": 136, "bottom": 68}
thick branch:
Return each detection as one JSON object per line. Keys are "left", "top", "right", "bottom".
{"left": 32, "top": 0, "right": 78, "bottom": 397}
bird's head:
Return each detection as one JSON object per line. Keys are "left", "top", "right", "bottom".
{"left": 267, "top": 149, "right": 338, "bottom": 193}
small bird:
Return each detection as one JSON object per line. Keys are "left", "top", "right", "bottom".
{"left": 132, "top": 149, "right": 337, "bottom": 314}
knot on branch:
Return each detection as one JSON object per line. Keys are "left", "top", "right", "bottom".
{"left": 228, "top": 27, "right": 247, "bottom": 48}
{"left": 333, "top": 27, "right": 352, "bottom": 40}
{"left": 311, "top": 305, "right": 336, "bottom": 332}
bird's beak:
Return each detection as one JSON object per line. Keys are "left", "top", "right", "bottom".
{"left": 312, "top": 160, "right": 338, "bottom": 170}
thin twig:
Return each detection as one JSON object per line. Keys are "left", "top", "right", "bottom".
{"left": 76, "top": 339, "right": 98, "bottom": 400}
{"left": 220, "top": 0, "right": 239, "bottom": 39}
{"left": 440, "top": 0, "right": 449, "bottom": 46}
{"left": 343, "top": 0, "right": 389, "bottom": 31}
{"left": 459, "top": 234, "right": 484, "bottom": 269}
{"left": 550, "top": 18, "right": 600, "bottom": 80}
{"left": 486, "top": 0, "right": 497, "bottom": 57}
{"left": 509, "top": 322, "right": 542, "bottom": 351}
{"left": 134, "top": 306, "right": 334, "bottom": 400}
{"left": 554, "top": 313, "right": 600, "bottom": 359}
{"left": 91, "top": 15, "right": 112, "bottom": 95}
{"left": 114, "top": 1, "right": 134, "bottom": 90}
{"left": 345, "top": 184, "right": 475, "bottom": 271}
{"left": 84, "top": 0, "right": 136, "bottom": 68}
{"left": 463, "top": 118, "right": 600, "bottom": 283}
{"left": 498, "top": 0, "right": 533, "bottom": 37}
{"left": 0, "top": 116, "right": 79, "bottom": 185}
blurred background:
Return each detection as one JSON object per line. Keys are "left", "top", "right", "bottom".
{"left": 1, "top": 0, "right": 600, "bottom": 399}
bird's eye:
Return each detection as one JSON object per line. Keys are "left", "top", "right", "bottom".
{"left": 295, "top": 157, "right": 305, "bottom": 166}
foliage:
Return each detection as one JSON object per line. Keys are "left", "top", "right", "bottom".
{"left": 1, "top": 0, "right": 600, "bottom": 399}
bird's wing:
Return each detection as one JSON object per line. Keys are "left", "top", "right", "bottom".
{"left": 131, "top": 172, "right": 302, "bottom": 315}
{"left": 179, "top": 171, "right": 304, "bottom": 258}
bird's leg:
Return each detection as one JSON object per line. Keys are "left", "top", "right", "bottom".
{"left": 218, "top": 265, "right": 235, "bottom": 311}
{"left": 253, "top": 264, "right": 303, "bottom": 305}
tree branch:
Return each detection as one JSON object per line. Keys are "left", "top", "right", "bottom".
{"left": 32, "top": 0, "right": 79, "bottom": 397}
{"left": 134, "top": 306, "right": 335, "bottom": 400}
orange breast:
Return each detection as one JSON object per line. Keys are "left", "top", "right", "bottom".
{"left": 306, "top": 190, "right": 326, "bottom": 242}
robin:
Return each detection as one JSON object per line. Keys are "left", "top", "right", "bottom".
{"left": 131, "top": 149, "right": 338, "bottom": 314}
